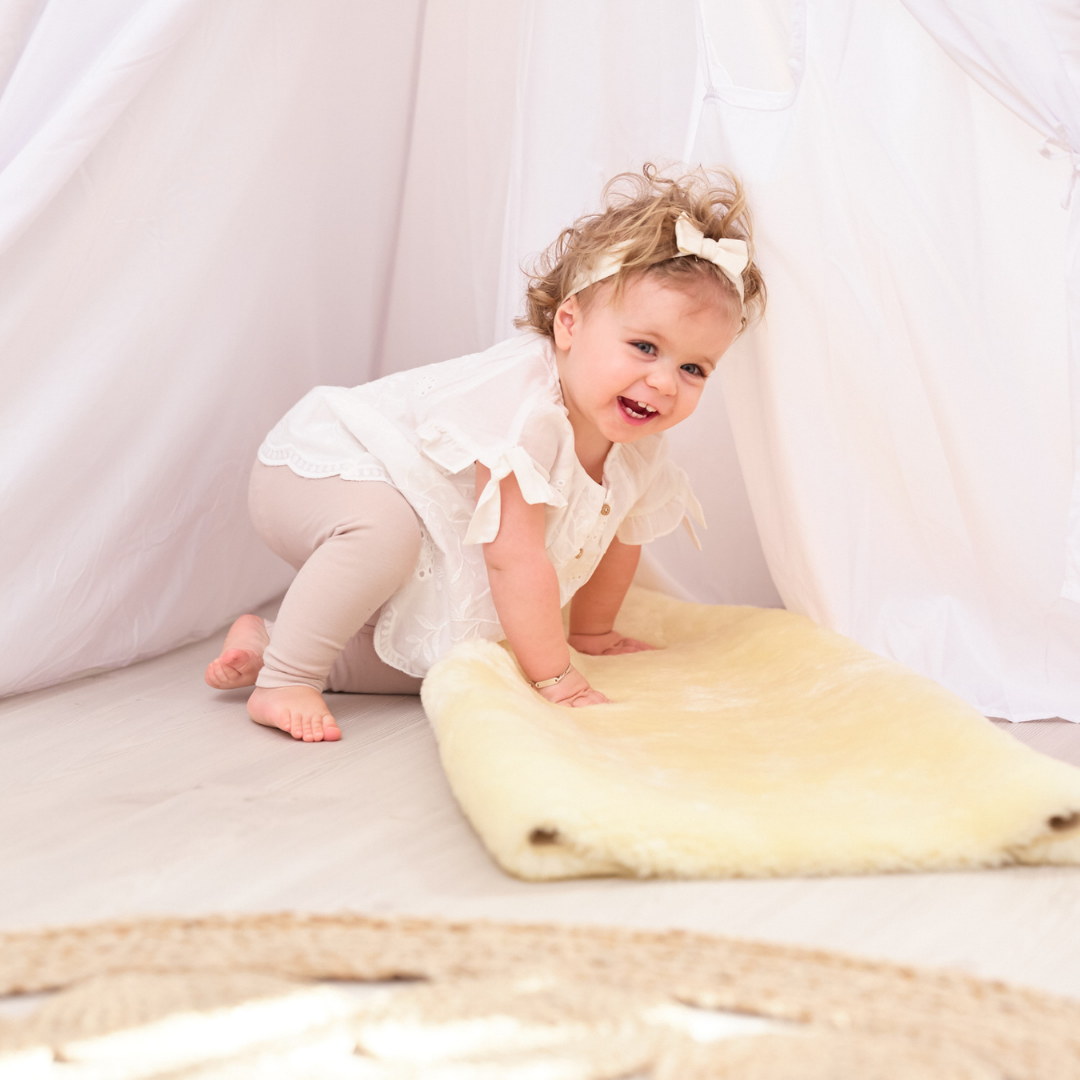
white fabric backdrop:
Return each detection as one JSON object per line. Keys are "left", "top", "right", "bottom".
{"left": 0, "top": 0, "right": 426, "bottom": 694}
{"left": 1, "top": 0, "right": 1077, "bottom": 722}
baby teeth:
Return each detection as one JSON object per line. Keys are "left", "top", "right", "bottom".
{"left": 621, "top": 397, "right": 657, "bottom": 419}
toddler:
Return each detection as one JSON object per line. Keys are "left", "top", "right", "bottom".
{"left": 205, "top": 165, "right": 766, "bottom": 741}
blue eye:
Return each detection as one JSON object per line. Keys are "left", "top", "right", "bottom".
{"left": 681, "top": 363, "right": 706, "bottom": 377}
{"left": 632, "top": 341, "right": 656, "bottom": 355}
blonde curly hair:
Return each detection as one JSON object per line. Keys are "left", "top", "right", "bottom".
{"left": 516, "top": 163, "right": 765, "bottom": 338}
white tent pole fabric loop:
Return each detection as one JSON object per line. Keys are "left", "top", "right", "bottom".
{"left": 694, "top": 0, "right": 807, "bottom": 112}
{"left": 0, "top": 0, "right": 212, "bottom": 258}
{"left": 1039, "top": 128, "right": 1080, "bottom": 210}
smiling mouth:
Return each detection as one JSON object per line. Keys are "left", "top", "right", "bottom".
{"left": 618, "top": 397, "right": 659, "bottom": 423}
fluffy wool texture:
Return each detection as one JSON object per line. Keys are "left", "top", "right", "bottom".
{"left": 420, "top": 587, "right": 1080, "bottom": 881}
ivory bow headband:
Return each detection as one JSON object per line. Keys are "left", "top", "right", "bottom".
{"left": 565, "top": 213, "right": 749, "bottom": 304}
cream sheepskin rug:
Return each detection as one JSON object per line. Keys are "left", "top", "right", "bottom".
{"left": 420, "top": 587, "right": 1080, "bottom": 880}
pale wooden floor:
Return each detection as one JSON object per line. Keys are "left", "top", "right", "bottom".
{"left": 3, "top": 612, "right": 1079, "bottom": 1002}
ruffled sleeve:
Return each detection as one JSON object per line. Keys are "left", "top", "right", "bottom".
{"left": 406, "top": 334, "right": 576, "bottom": 546}
{"left": 415, "top": 405, "right": 570, "bottom": 547}
{"left": 463, "top": 444, "right": 567, "bottom": 545}
{"left": 615, "top": 455, "right": 707, "bottom": 550}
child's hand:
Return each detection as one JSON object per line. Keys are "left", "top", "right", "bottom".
{"left": 567, "top": 630, "right": 657, "bottom": 656}
{"left": 538, "top": 665, "right": 610, "bottom": 707}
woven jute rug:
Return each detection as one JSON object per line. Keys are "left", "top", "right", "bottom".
{"left": 1, "top": 912, "right": 1078, "bottom": 1078}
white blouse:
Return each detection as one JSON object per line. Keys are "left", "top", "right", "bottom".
{"left": 258, "top": 333, "right": 704, "bottom": 677}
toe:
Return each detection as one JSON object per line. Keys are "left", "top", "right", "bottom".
{"left": 224, "top": 648, "right": 262, "bottom": 679}
{"left": 205, "top": 659, "right": 228, "bottom": 688}
{"left": 205, "top": 652, "right": 253, "bottom": 689}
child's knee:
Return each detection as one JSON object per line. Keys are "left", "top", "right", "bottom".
{"left": 333, "top": 482, "right": 422, "bottom": 573}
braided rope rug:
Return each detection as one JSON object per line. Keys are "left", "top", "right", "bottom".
{"left": 1, "top": 913, "right": 1078, "bottom": 1078}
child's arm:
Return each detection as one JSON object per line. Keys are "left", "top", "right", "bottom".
{"left": 477, "top": 464, "right": 608, "bottom": 706}
{"left": 567, "top": 537, "right": 656, "bottom": 656}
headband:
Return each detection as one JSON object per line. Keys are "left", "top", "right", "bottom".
{"left": 565, "top": 212, "right": 749, "bottom": 304}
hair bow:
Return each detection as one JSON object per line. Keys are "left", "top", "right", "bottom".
{"left": 565, "top": 212, "right": 748, "bottom": 304}
{"left": 674, "top": 214, "right": 748, "bottom": 303}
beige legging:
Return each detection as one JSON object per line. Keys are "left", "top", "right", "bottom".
{"left": 248, "top": 462, "right": 423, "bottom": 695}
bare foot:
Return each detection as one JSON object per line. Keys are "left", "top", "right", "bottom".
{"left": 247, "top": 685, "right": 342, "bottom": 742}
{"left": 205, "top": 614, "right": 270, "bottom": 689}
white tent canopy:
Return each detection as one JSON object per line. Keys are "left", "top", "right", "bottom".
{"left": 1, "top": 0, "right": 1077, "bottom": 721}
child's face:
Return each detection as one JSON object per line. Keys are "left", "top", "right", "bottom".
{"left": 552, "top": 274, "right": 740, "bottom": 448}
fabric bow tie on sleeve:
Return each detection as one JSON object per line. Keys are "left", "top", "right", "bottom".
{"left": 565, "top": 212, "right": 748, "bottom": 305}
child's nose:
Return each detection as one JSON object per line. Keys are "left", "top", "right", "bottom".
{"left": 645, "top": 364, "right": 677, "bottom": 395}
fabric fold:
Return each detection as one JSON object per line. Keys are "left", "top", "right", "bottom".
{"left": 0, "top": 0, "right": 213, "bottom": 255}
{"left": 464, "top": 445, "right": 567, "bottom": 546}
{"left": 415, "top": 420, "right": 481, "bottom": 475}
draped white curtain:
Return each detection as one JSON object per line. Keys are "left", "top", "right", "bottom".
{"left": 1, "top": 0, "right": 1077, "bottom": 722}
{"left": 896, "top": 0, "right": 1080, "bottom": 608}
{"left": 0, "top": 0, "right": 427, "bottom": 694}
{"left": 684, "top": 0, "right": 1078, "bottom": 720}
